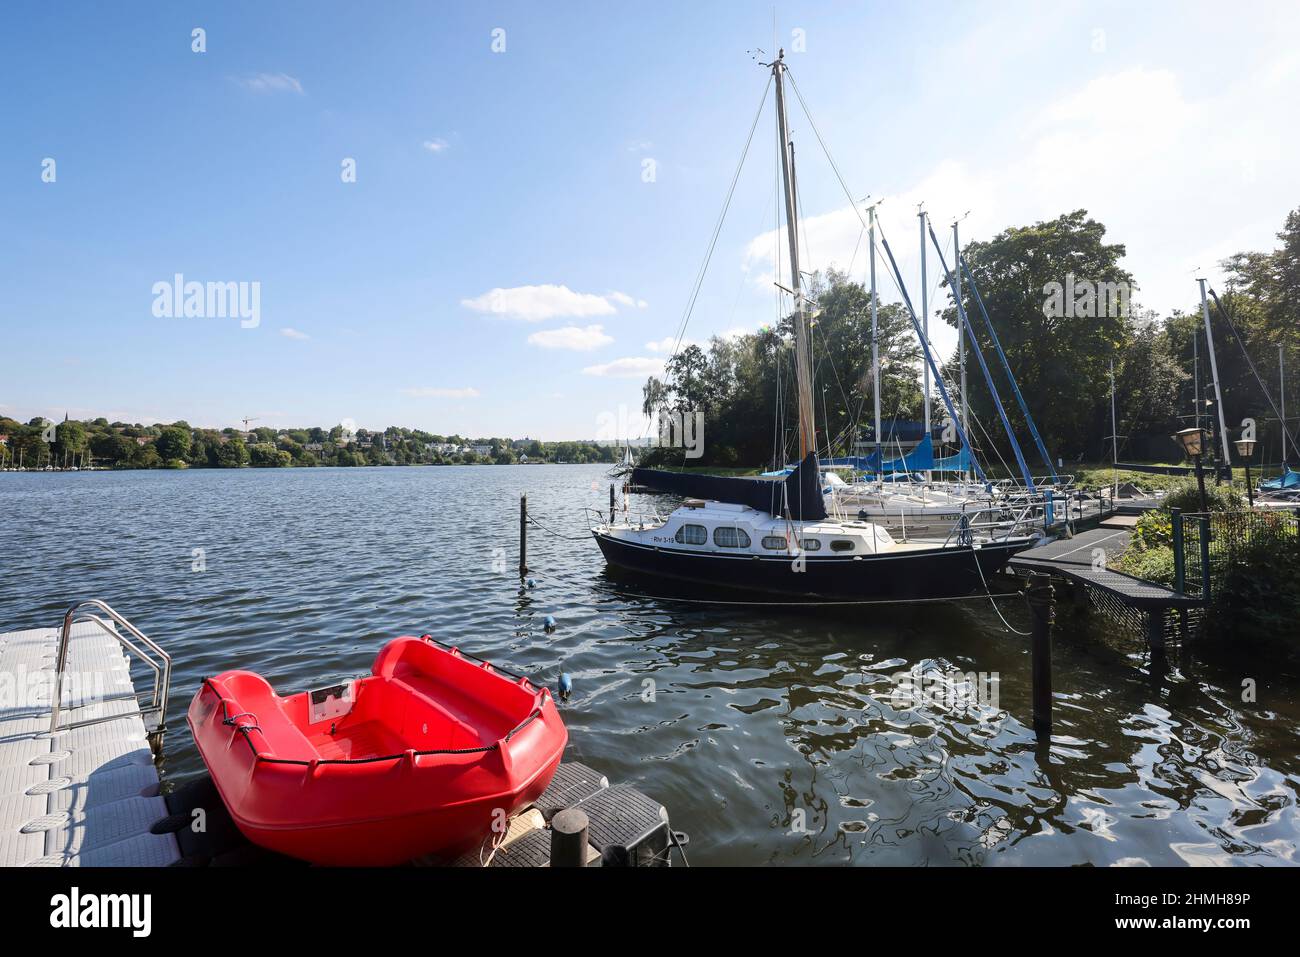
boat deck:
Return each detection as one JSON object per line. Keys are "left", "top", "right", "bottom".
{"left": 0, "top": 620, "right": 178, "bottom": 867}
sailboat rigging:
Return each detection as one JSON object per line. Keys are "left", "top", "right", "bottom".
{"left": 587, "top": 50, "right": 1038, "bottom": 600}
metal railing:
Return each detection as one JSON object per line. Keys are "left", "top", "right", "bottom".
{"left": 585, "top": 504, "right": 667, "bottom": 530}
{"left": 940, "top": 501, "right": 1044, "bottom": 547}
{"left": 49, "top": 599, "right": 171, "bottom": 736}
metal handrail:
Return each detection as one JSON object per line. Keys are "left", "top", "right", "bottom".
{"left": 584, "top": 505, "right": 666, "bottom": 530}
{"left": 939, "top": 501, "right": 1042, "bottom": 547}
{"left": 49, "top": 599, "right": 171, "bottom": 736}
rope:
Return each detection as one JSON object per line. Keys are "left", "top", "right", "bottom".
{"left": 647, "top": 74, "right": 773, "bottom": 443}
{"left": 527, "top": 513, "right": 591, "bottom": 542}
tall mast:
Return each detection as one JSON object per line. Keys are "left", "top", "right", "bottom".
{"left": 919, "top": 207, "right": 929, "bottom": 449}
{"left": 954, "top": 220, "right": 969, "bottom": 478}
{"left": 1281, "top": 344, "right": 1289, "bottom": 466}
{"left": 1110, "top": 359, "right": 1119, "bottom": 500}
{"left": 870, "top": 206, "right": 881, "bottom": 467}
{"left": 1197, "top": 278, "right": 1232, "bottom": 471}
{"left": 772, "top": 50, "right": 816, "bottom": 462}
{"left": 1193, "top": 327, "right": 1200, "bottom": 433}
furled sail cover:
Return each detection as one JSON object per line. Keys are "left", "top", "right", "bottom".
{"left": 631, "top": 452, "right": 828, "bottom": 521}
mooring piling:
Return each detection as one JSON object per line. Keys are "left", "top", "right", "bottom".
{"left": 519, "top": 493, "right": 528, "bottom": 576}
{"left": 1027, "top": 574, "right": 1054, "bottom": 740}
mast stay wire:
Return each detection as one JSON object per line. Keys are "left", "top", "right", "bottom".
{"left": 645, "top": 74, "right": 773, "bottom": 445}
{"left": 784, "top": 66, "right": 983, "bottom": 470}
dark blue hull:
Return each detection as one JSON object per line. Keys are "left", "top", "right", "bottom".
{"left": 593, "top": 532, "right": 1031, "bottom": 601}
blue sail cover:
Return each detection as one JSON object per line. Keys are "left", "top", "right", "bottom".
{"left": 1259, "top": 468, "right": 1300, "bottom": 491}
{"left": 632, "top": 451, "right": 827, "bottom": 521}
{"left": 933, "top": 444, "right": 974, "bottom": 473}
{"left": 822, "top": 435, "right": 939, "bottom": 474}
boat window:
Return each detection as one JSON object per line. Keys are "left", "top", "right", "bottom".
{"left": 830, "top": 540, "right": 855, "bottom": 553}
{"left": 674, "top": 524, "right": 707, "bottom": 545}
{"left": 713, "top": 526, "right": 751, "bottom": 548}
{"left": 761, "top": 536, "right": 788, "bottom": 550}
{"left": 798, "top": 538, "right": 821, "bottom": 551}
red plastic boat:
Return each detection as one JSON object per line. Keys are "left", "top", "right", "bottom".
{"left": 188, "top": 635, "right": 567, "bottom": 865}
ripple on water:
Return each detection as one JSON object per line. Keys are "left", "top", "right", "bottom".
{"left": 3, "top": 465, "right": 1299, "bottom": 865}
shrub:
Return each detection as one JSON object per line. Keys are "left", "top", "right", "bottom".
{"left": 1161, "top": 479, "right": 1243, "bottom": 513}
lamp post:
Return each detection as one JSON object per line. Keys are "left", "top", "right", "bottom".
{"left": 1176, "top": 427, "right": 1209, "bottom": 512}
{"left": 1234, "top": 437, "right": 1256, "bottom": 508}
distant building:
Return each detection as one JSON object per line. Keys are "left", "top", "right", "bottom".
{"left": 470, "top": 445, "right": 492, "bottom": 456}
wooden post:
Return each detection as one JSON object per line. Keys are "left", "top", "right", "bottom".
{"left": 1027, "top": 575, "right": 1054, "bottom": 740}
{"left": 519, "top": 494, "right": 528, "bottom": 576}
{"left": 550, "top": 808, "right": 589, "bottom": 867}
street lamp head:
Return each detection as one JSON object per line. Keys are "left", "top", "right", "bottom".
{"left": 1234, "top": 437, "right": 1256, "bottom": 460}
{"left": 1175, "top": 427, "right": 1206, "bottom": 457}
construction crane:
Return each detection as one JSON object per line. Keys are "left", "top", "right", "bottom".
{"left": 241, "top": 416, "right": 259, "bottom": 432}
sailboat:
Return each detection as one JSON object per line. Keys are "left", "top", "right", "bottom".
{"left": 588, "top": 51, "right": 1036, "bottom": 601}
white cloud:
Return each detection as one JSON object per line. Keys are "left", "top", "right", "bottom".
{"left": 606, "top": 291, "right": 649, "bottom": 309}
{"left": 581, "top": 357, "right": 664, "bottom": 379}
{"left": 422, "top": 138, "right": 450, "bottom": 153}
{"left": 402, "top": 386, "right": 481, "bottom": 398}
{"left": 235, "top": 73, "right": 304, "bottom": 95}
{"left": 741, "top": 53, "right": 1300, "bottom": 359}
{"left": 527, "top": 324, "right": 614, "bottom": 351}
{"left": 461, "top": 284, "right": 645, "bottom": 322}
{"left": 279, "top": 327, "right": 309, "bottom": 340}
{"left": 645, "top": 336, "right": 693, "bottom": 353}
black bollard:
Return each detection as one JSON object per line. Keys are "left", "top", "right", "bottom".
{"left": 1026, "top": 575, "right": 1054, "bottom": 740}
{"left": 550, "top": 808, "right": 589, "bottom": 867}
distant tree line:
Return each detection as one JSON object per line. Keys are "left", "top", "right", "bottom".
{"left": 0, "top": 419, "right": 620, "bottom": 470}
{"left": 639, "top": 206, "right": 1300, "bottom": 471}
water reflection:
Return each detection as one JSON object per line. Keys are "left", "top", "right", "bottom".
{"left": 1, "top": 466, "right": 1296, "bottom": 865}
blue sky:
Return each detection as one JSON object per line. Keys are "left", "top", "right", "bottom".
{"left": 3, "top": 1, "right": 1297, "bottom": 438}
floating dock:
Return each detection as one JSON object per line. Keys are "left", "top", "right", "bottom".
{"left": 160, "top": 761, "right": 684, "bottom": 867}
{"left": 0, "top": 615, "right": 178, "bottom": 867}
{"left": 3, "top": 601, "right": 683, "bottom": 868}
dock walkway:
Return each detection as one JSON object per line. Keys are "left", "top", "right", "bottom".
{"left": 0, "top": 618, "right": 178, "bottom": 867}
{"left": 1009, "top": 526, "right": 1203, "bottom": 646}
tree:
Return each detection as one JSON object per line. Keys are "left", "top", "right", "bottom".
{"left": 54, "top": 420, "right": 86, "bottom": 462}
{"left": 940, "top": 209, "right": 1135, "bottom": 462}
{"left": 155, "top": 426, "right": 191, "bottom": 462}
{"left": 213, "top": 437, "right": 249, "bottom": 468}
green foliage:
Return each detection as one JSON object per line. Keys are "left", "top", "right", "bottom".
{"left": 212, "top": 437, "right": 249, "bottom": 468}
{"left": 641, "top": 268, "right": 922, "bottom": 467}
{"left": 155, "top": 426, "right": 191, "bottom": 461}
{"left": 249, "top": 443, "right": 292, "bottom": 468}
{"left": 1161, "top": 480, "right": 1244, "bottom": 513}
{"left": 942, "top": 210, "right": 1136, "bottom": 463}
{"left": 1205, "top": 514, "right": 1300, "bottom": 639}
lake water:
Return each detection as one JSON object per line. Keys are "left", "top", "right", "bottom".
{"left": 3, "top": 465, "right": 1298, "bottom": 865}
